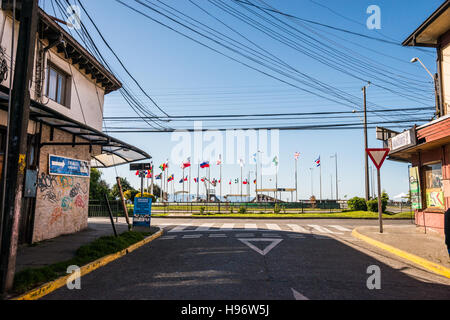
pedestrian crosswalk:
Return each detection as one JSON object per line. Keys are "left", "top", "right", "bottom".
{"left": 161, "top": 222, "right": 353, "bottom": 235}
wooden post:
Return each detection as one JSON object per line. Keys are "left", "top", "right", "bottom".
{"left": 116, "top": 177, "right": 130, "bottom": 228}
{"left": 0, "top": 0, "right": 39, "bottom": 295}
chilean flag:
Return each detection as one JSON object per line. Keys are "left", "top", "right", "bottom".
{"left": 194, "top": 177, "right": 198, "bottom": 183}
{"left": 200, "top": 161, "right": 210, "bottom": 168}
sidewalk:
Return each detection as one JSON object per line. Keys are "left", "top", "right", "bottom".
{"left": 354, "top": 225, "right": 450, "bottom": 271}
{"left": 15, "top": 217, "right": 130, "bottom": 273}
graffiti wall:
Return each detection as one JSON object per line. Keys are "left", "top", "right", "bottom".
{"left": 31, "top": 125, "right": 100, "bottom": 242}
{"left": 33, "top": 172, "right": 90, "bottom": 242}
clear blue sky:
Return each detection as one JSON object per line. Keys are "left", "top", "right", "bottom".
{"left": 43, "top": 0, "right": 444, "bottom": 200}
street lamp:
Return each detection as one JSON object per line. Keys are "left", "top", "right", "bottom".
{"left": 411, "top": 57, "right": 441, "bottom": 117}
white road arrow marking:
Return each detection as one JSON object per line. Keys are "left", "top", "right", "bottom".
{"left": 238, "top": 238, "right": 282, "bottom": 256}
{"left": 52, "top": 160, "right": 65, "bottom": 167}
{"left": 291, "top": 288, "right": 309, "bottom": 300}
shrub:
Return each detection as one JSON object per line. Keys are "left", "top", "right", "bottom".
{"left": 348, "top": 197, "right": 367, "bottom": 211}
{"left": 238, "top": 206, "right": 247, "bottom": 214}
{"left": 274, "top": 203, "right": 281, "bottom": 214}
{"left": 367, "top": 198, "right": 387, "bottom": 213}
{"left": 199, "top": 206, "right": 206, "bottom": 215}
{"left": 135, "top": 193, "right": 156, "bottom": 202}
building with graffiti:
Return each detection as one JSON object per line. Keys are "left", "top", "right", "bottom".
{"left": 0, "top": 3, "right": 150, "bottom": 243}
{"left": 379, "top": 1, "right": 450, "bottom": 234}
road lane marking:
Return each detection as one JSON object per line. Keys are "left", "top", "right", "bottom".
{"left": 195, "top": 223, "right": 215, "bottom": 231}
{"left": 265, "top": 224, "right": 281, "bottom": 231}
{"left": 182, "top": 234, "right": 202, "bottom": 239}
{"left": 244, "top": 224, "right": 258, "bottom": 230}
{"left": 168, "top": 224, "right": 191, "bottom": 233}
{"left": 238, "top": 238, "right": 283, "bottom": 256}
{"left": 262, "top": 233, "right": 281, "bottom": 237}
{"left": 291, "top": 288, "right": 309, "bottom": 300}
{"left": 160, "top": 236, "right": 177, "bottom": 240}
{"left": 308, "top": 224, "right": 338, "bottom": 234}
{"left": 287, "top": 234, "right": 305, "bottom": 238}
{"left": 328, "top": 225, "right": 352, "bottom": 232}
{"left": 209, "top": 234, "right": 227, "bottom": 238}
{"left": 287, "top": 224, "right": 310, "bottom": 233}
{"left": 220, "top": 223, "right": 235, "bottom": 230}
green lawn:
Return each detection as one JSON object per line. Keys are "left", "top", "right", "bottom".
{"left": 13, "top": 231, "right": 151, "bottom": 295}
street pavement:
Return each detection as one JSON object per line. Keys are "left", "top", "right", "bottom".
{"left": 43, "top": 218, "right": 450, "bottom": 300}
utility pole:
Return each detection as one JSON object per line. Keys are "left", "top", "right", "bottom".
{"left": 0, "top": 0, "right": 39, "bottom": 296}
{"left": 363, "top": 85, "right": 370, "bottom": 201}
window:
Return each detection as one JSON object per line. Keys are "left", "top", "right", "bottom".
{"left": 46, "top": 65, "right": 68, "bottom": 106}
{"left": 423, "top": 162, "right": 444, "bottom": 209}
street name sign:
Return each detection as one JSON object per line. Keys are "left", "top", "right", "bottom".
{"left": 49, "top": 155, "right": 90, "bottom": 177}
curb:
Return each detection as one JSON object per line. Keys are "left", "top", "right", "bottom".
{"left": 11, "top": 227, "right": 164, "bottom": 300}
{"left": 351, "top": 228, "right": 450, "bottom": 279}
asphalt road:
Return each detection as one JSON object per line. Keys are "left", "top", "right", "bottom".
{"left": 43, "top": 218, "right": 450, "bottom": 300}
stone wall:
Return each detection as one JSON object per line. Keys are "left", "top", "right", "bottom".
{"left": 32, "top": 124, "right": 100, "bottom": 243}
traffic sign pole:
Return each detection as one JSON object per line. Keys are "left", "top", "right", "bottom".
{"left": 377, "top": 168, "right": 383, "bottom": 233}
{"left": 366, "top": 148, "right": 390, "bottom": 234}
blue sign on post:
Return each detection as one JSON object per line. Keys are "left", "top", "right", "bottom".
{"left": 49, "top": 155, "right": 90, "bottom": 177}
{"left": 133, "top": 197, "right": 152, "bottom": 227}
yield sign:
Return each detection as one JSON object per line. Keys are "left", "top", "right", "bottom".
{"left": 238, "top": 238, "right": 282, "bottom": 256}
{"left": 366, "top": 148, "right": 390, "bottom": 170}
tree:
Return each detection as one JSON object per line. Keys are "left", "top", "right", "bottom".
{"left": 89, "top": 168, "right": 110, "bottom": 201}
{"left": 144, "top": 184, "right": 161, "bottom": 199}
{"left": 111, "top": 177, "right": 133, "bottom": 199}
{"left": 123, "top": 189, "right": 139, "bottom": 202}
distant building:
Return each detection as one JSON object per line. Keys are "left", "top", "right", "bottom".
{"left": 381, "top": 1, "right": 450, "bottom": 234}
{"left": 0, "top": 4, "right": 150, "bottom": 243}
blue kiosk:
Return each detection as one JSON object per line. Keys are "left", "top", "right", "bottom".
{"left": 133, "top": 197, "right": 152, "bottom": 227}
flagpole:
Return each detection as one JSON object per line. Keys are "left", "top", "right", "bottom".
{"left": 240, "top": 165, "right": 243, "bottom": 202}
{"left": 275, "top": 167, "right": 278, "bottom": 203}
{"left": 219, "top": 162, "right": 222, "bottom": 202}
{"left": 319, "top": 163, "right": 322, "bottom": 201}
{"left": 189, "top": 165, "right": 191, "bottom": 202}
{"left": 197, "top": 163, "right": 199, "bottom": 201}
{"left": 151, "top": 163, "right": 154, "bottom": 195}
{"left": 255, "top": 158, "right": 258, "bottom": 201}
{"left": 182, "top": 167, "right": 185, "bottom": 202}
{"left": 295, "top": 158, "right": 298, "bottom": 202}
{"left": 208, "top": 165, "right": 211, "bottom": 202}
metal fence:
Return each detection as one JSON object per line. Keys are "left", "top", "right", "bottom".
{"left": 88, "top": 199, "right": 411, "bottom": 217}
{"left": 88, "top": 199, "right": 124, "bottom": 217}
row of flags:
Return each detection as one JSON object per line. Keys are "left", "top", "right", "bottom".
{"left": 142, "top": 153, "right": 321, "bottom": 180}
{"left": 153, "top": 175, "right": 258, "bottom": 184}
